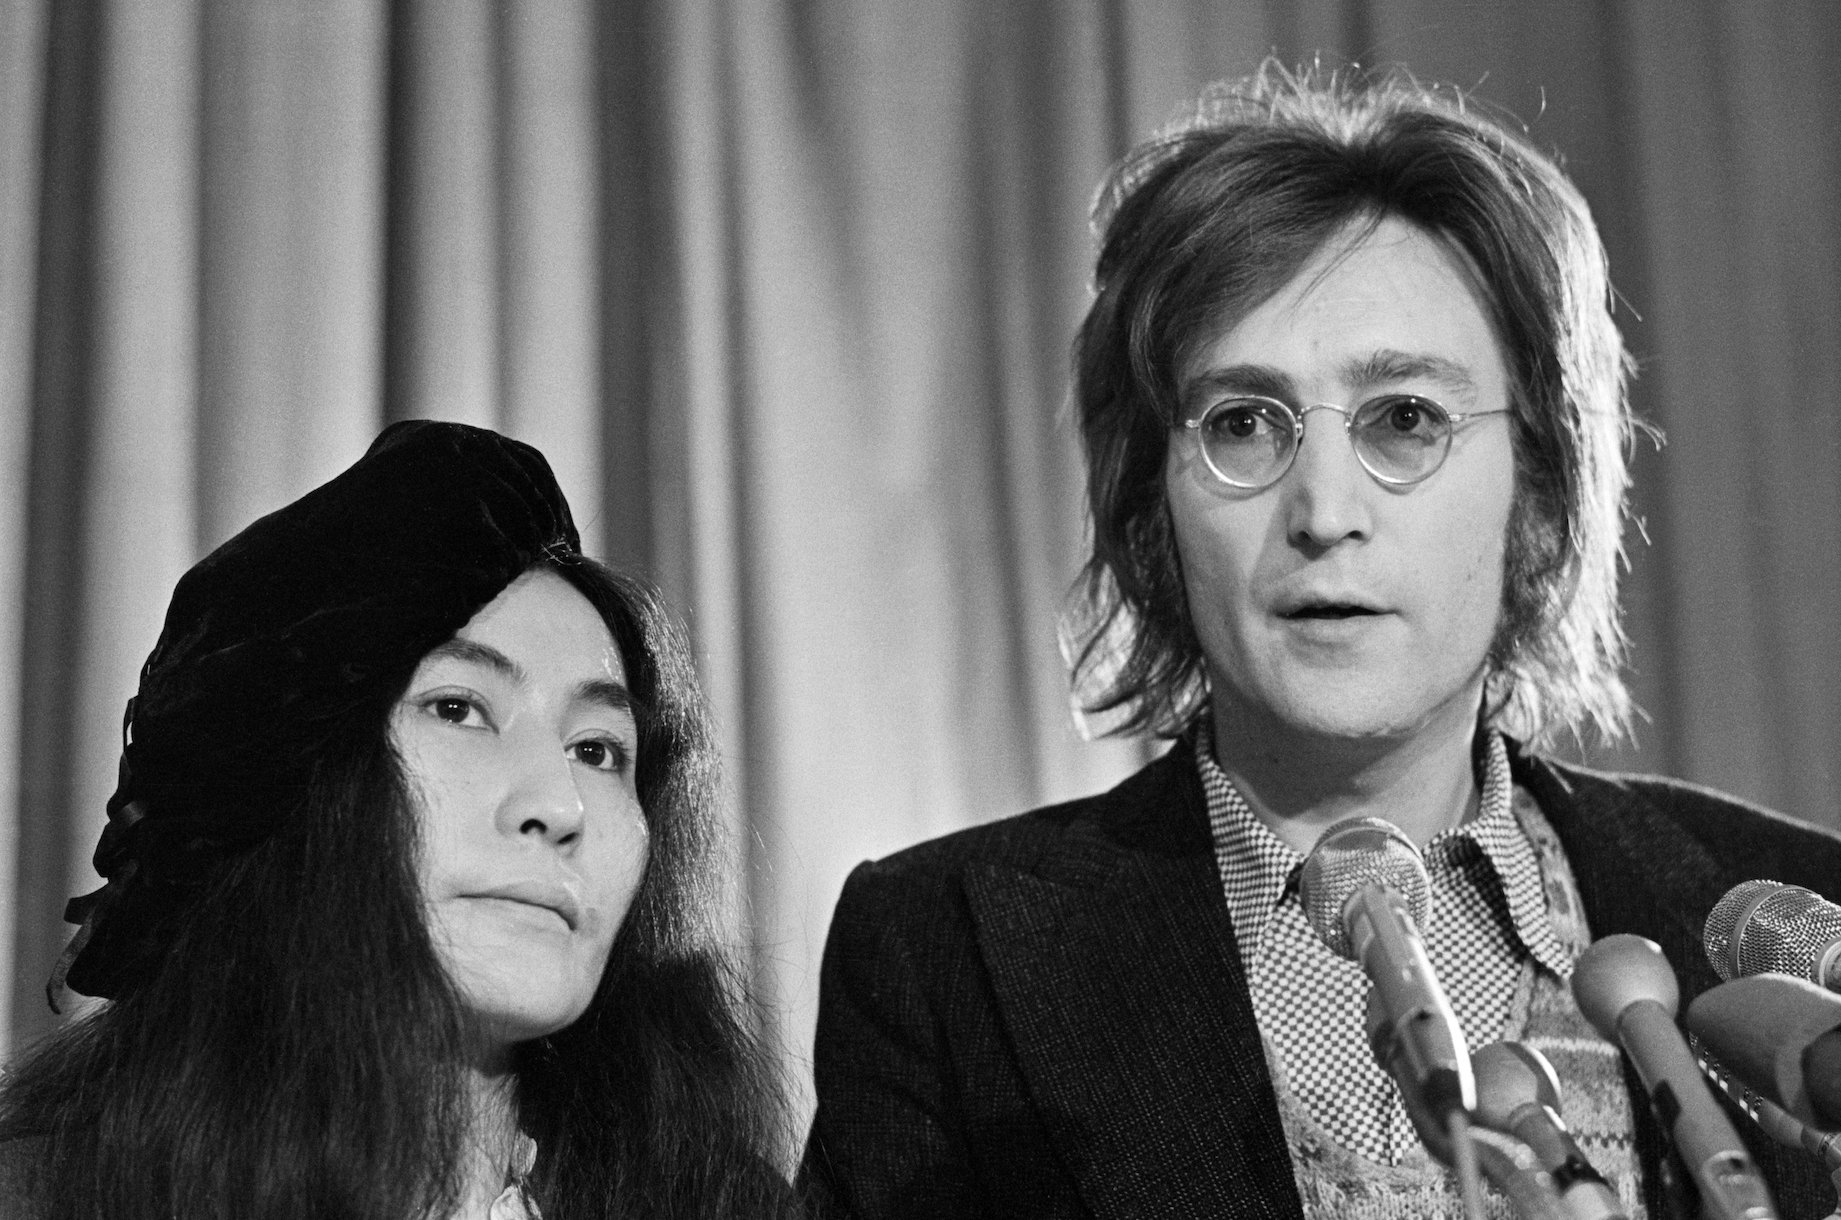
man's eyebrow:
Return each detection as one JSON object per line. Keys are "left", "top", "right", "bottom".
{"left": 1341, "top": 349, "right": 1480, "bottom": 397}
{"left": 422, "top": 638, "right": 523, "bottom": 682}
{"left": 1181, "top": 364, "right": 1294, "bottom": 405}
{"left": 1181, "top": 353, "right": 1483, "bottom": 408}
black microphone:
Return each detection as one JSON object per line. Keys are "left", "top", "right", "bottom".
{"left": 1686, "top": 973, "right": 1841, "bottom": 1129}
{"left": 1694, "top": 1041, "right": 1841, "bottom": 1174}
{"left": 1573, "top": 934, "right": 1778, "bottom": 1220}
{"left": 1704, "top": 880, "right": 1841, "bottom": 991}
{"left": 1299, "top": 817, "right": 1474, "bottom": 1122}
{"left": 1471, "top": 1041, "right": 1627, "bottom": 1220}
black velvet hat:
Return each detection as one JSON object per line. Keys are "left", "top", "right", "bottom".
{"left": 52, "top": 419, "right": 581, "bottom": 1004}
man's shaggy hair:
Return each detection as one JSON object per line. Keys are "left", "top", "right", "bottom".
{"left": 1065, "top": 61, "right": 1637, "bottom": 749}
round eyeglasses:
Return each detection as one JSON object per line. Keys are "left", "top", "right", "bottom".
{"left": 1182, "top": 394, "right": 1511, "bottom": 490}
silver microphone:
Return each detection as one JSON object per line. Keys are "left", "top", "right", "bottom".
{"left": 1299, "top": 817, "right": 1474, "bottom": 1121}
{"left": 1704, "top": 881, "right": 1841, "bottom": 991}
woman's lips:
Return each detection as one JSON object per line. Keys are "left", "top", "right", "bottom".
{"left": 464, "top": 882, "right": 583, "bottom": 930}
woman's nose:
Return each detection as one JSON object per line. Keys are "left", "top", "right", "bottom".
{"left": 498, "top": 742, "right": 585, "bottom": 847}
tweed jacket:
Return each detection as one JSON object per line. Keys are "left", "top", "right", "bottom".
{"left": 801, "top": 738, "right": 1841, "bottom": 1219}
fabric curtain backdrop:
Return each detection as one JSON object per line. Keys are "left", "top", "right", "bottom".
{"left": 5, "top": 0, "right": 1841, "bottom": 1135}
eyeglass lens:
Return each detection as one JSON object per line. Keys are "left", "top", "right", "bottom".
{"left": 1197, "top": 395, "right": 1452, "bottom": 487}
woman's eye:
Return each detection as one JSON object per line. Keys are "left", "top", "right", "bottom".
{"left": 425, "top": 696, "right": 486, "bottom": 727}
{"left": 570, "top": 738, "right": 632, "bottom": 774}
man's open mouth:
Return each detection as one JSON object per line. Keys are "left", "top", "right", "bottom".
{"left": 1283, "top": 604, "right": 1378, "bottom": 620}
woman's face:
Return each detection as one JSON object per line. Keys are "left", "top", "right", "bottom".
{"left": 392, "top": 568, "right": 649, "bottom": 1053}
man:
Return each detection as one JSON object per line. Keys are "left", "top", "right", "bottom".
{"left": 802, "top": 64, "right": 1841, "bottom": 1218}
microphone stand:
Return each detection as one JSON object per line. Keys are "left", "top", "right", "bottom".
{"left": 1449, "top": 1110, "right": 1489, "bottom": 1220}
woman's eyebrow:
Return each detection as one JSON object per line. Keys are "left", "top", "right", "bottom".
{"left": 423, "top": 639, "right": 632, "bottom": 714}
{"left": 422, "top": 637, "right": 522, "bottom": 681}
{"left": 575, "top": 678, "right": 634, "bottom": 714}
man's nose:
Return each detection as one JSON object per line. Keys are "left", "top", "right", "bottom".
{"left": 1283, "top": 408, "right": 1373, "bottom": 549}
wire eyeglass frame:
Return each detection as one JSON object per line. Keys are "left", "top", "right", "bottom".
{"left": 1181, "top": 394, "right": 1511, "bottom": 490}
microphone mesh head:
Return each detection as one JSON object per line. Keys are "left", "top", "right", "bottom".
{"left": 1704, "top": 880, "right": 1776, "bottom": 981}
{"left": 1297, "top": 817, "right": 1430, "bottom": 960}
{"left": 1703, "top": 880, "right": 1841, "bottom": 983}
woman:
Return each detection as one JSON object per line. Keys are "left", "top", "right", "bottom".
{"left": 0, "top": 421, "right": 799, "bottom": 1218}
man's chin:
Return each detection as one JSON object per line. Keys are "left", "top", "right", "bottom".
{"left": 1214, "top": 667, "right": 1486, "bottom": 748}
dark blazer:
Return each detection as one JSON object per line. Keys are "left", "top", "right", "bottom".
{"left": 801, "top": 738, "right": 1841, "bottom": 1219}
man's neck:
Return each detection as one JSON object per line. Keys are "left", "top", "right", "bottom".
{"left": 1209, "top": 696, "right": 1484, "bottom": 856}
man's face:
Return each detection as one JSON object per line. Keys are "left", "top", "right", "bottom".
{"left": 1164, "top": 215, "right": 1516, "bottom": 751}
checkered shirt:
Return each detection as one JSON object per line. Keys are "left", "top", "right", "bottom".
{"left": 1198, "top": 728, "right": 1574, "bottom": 1164}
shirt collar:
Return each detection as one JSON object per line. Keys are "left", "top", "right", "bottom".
{"left": 1194, "top": 723, "right": 1569, "bottom": 976}
{"left": 1194, "top": 734, "right": 1299, "bottom": 968}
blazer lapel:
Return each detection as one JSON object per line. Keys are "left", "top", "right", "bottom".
{"left": 963, "top": 745, "right": 1301, "bottom": 1218}
{"left": 1514, "top": 750, "right": 1728, "bottom": 989}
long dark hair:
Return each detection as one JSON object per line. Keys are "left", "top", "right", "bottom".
{"left": 0, "top": 556, "right": 798, "bottom": 1219}
{"left": 1067, "top": 60, "right": 1636, "bottom": 749}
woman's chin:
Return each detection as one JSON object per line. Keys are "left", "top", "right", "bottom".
{"left": 449, "top": 957, "right": 599, "bottom": 1051}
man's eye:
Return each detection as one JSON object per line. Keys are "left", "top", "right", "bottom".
{"left": 1364, "top": 396, "right": 1444, "bottom": 437}
{"left": 1207, "top": 401, "right": 1285, "bottom": 442}
{"left": 1221, "top": 408, "right": 1262, "bottom": 439}
{"left": 571, "top": 738, "right": 632, "bottom": 774}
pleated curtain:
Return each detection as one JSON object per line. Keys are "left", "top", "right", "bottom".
{"left": 4, "top": 1, "right": 1840, "bottom": 1134}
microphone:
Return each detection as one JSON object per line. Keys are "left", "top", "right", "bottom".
{"left": 1694, "top": 1041, "right": 1841, "bottom": 1176}
{"left": 1365, "top": 994, "right": 1566, "bottom": 1220}
{"left": 1470, "top": 1041, "right": 1627, "bottom": 1219}
{"left": 1686, "top": 973, "right": 1841, "bottom": 1129}
{"left": 1573, "top": 934, "right": 1778, "bottom": 1220}
{"left": 1705, "top": 881, "right": 1841, "bottom": 991}
{"left": 1299, "top": 817, "right": 1474, "bottom": 1122}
